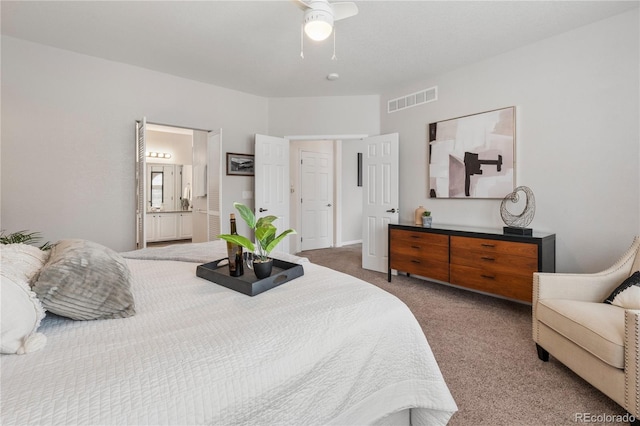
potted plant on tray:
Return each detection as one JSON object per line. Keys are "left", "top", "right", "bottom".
{"left": 422, "top": 211, "right": 433, "bottom": 228}
{"left": 218, "top": 202, "right": 297, "bottom": 279}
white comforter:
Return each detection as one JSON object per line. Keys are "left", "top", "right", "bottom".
{"left": 1, "top": 242, "right": 456, "bottom": 425}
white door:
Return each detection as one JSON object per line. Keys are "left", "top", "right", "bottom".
{"left": 207, "top": 131, "right": 222, "bottom": 241}
{"left": 254, "top": 134, "right": 291, "bottom": 254}
{"left": 300, "top": 150, "right": 333, "bottom": 250}
{"left": 362, "top": 133, "right": 399, "bottom": 272}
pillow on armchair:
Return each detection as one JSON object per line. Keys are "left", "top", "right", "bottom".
{"left": 604, "top": 270, "right": 640, "bottom": 309}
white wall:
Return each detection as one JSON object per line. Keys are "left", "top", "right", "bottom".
{"left": 268, "top": 95, "right": 380, "bottom": 137}
{"left": 381, "top": 9, "right": 639, "bottom": 273}
{"left": 340, "top": 138, "right": 366, "bottom": 244}
{"left": 1, "top": 36, "right": 268, "bottom": 252}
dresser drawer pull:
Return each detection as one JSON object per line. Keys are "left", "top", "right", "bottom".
{"left": 411, "top": 235, "right": 420, "bottom": 239}
{"left": 481, "top": 274, "right": 496, "bottom": 280}
{"left": 481, "top": 256, "right": 495, "bottom": 261}
{"left": 411, "top": 245, "right": 421, "bottom": 249}
{"left": 411, "top": 260, "right": 421, "bottom": 264}
{"left": 481, "top": 243, "right": 495, "bottom": 248}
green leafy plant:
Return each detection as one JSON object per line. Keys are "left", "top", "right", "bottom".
{"left": 218, "top": 202, "right": 297, "bottom": 262}
{"left": 422, "top": 211, "right": 431, "bottom": 217}
{"left": 0, "top": 230, "right": 51, "bottom": 250}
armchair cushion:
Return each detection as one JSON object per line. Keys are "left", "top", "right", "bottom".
{"left": 604, "top": 271, "right": 640, "bottom": 309}
{"left": 537, "top": 299, "right": 624, "bottom": 369}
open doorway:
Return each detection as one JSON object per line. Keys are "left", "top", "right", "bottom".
{"left": 287, "top": 137, "right": 366, "bottom": 254}
{"left": 144, "top": 124, "right": 195, "bottom": 246}
{"left": 136, "top": 121, "right": 219, "bottom": 249}
{"left": 291, "top": 140, "right": 334, "bottom": 252}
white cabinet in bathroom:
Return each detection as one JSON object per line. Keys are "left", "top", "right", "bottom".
{"left": 146, "top": 213, "right": 178, "bottom": 242}
{"left": 178, "top": 212, "right": 193, "bottom": 239}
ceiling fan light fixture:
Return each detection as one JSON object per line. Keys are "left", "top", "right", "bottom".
{"left": 304, "top": 8, "right": 333, "bottom": 41}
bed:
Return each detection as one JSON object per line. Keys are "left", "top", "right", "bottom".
{"left": 1, "top": 240, "right": 457, "bottom": 425}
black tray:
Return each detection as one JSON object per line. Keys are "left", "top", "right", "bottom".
{"left": 196, "top": 257, "right": 304, "bottom": 296}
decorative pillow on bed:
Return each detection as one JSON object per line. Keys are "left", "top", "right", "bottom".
{"left": 0, "top": 243, "right": 50, "bottom": 285}
{"left": 1, "top": 244, "right": 49, "bottom": 354}
{"left": 604, "top": 271, "right": 640, "bottom": 309}
{"left": 33, "top": 239, "right": 135, "bottom": 320}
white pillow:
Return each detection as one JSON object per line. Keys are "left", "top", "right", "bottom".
{"left": 1, "top": 244, "right": 49, "bottom": 354}
{"left": 604, "top": 271, "right": 640, "bottom": 309}
{"left": 1, "top": 243, "right": 50, "bottom": 285}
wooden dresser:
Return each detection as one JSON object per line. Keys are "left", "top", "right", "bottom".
{"left": 388, "top": 223, "right": 555, "bottom": 303}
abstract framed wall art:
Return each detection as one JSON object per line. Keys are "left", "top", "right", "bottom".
{"left": 428, "top": 106, "right": 515, "bottom": 199}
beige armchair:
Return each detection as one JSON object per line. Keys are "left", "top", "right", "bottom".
{"left": 533, "top": 236, "right": 640, "bottom": 419}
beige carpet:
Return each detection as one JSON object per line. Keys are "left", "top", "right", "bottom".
{"left": 299, "top": 244, "right": 625, "bottom": 426}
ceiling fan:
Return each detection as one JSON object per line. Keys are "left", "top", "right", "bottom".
{"left": 296, "top": 0, "right": 359, "bottom": 41}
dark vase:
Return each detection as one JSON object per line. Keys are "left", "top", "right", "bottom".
{"left": 252, "top": 258, "right": 273, "bottom": 279}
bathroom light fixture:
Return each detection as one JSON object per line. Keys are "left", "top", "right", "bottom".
{"left": 146, "top": 152, "right": 172, "bottom": 159}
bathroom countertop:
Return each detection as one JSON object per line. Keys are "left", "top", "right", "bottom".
{"left": 147, "top": 210, "right": 193, "bottom": 214}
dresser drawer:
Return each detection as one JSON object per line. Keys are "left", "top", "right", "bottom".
{"left": 451, "top": 236, "right": 537, "bottom": 258}
{"left": 390, "top": 242, "right": 449, "bottom": 263}
{"left": 392, "top": 257, "right": 450, "bottom": 282}
{"left": 390, "top": 229, "right": 449, "bottom": 248}
{"left": 450, "top": 247, "right": 537, "bottom": 277}
{"left": 450, "top": 264, "right": 533, "bottom": 302}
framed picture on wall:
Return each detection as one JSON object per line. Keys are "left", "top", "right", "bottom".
{"left": 226, "top": 153, "right": 255, "bottom": 176}
{"left": 428, "top": 106, "right": 515, "bottom": 199}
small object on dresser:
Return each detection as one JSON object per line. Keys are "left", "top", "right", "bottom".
{"left": 500, "top": 186, "right": 535, "bottom": 235}
{"left": 414, "top": 206, "right": 427, "bottom": 225}
{"left": 422, "top": 211, "right": 432, "bottom": 228}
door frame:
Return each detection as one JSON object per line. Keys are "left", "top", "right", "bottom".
{"left": 295, "top": 143, "right": 335, "bottom": 252}
{"left": 136, "top": 119, "right": 215, "bottom": 249}
{"left": 286, "top": 134, "right": 368, "bottom": 253}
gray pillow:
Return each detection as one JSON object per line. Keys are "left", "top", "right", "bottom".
{"left": 33, "top": 239, "right": 135, "bottom": 320}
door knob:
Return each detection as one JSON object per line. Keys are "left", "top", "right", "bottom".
{"left": 259, "top": 208, "right": 268, "bottom": 212}
{"left": 386, "top": 208, "right": 397, "bottom": 213}
{"left": 327, "top": 204, "right": 332, "bottom": 207}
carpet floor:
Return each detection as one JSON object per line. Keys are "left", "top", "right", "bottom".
{"left": 299, "top": 244, "right": 625, "bottom": 426}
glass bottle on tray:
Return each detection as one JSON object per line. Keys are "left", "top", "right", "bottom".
{"left": 227, "top": 213, "right": 244, "bottom": 277}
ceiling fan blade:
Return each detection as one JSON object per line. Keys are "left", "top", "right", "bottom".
{"left": 332, "top": 2, "right": 358, "bottom": 21}
{"left": 294, "top": 0, "right": 313, "bottom": 11}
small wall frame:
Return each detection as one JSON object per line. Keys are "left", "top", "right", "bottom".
{"left": 226, "top": 153, "right": 255, "bottom": 176}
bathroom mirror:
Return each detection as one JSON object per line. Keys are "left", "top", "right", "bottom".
{"left": 150, "top": 171, "right": 164, "bottom": 209}
{"left": 146, "top": 163, "right": 184, "bottom": 211}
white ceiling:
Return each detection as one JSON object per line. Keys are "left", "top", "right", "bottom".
{"left": 2, "top": 1, "right": 638, "bottom": 98}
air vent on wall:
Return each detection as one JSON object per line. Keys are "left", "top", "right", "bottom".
{"left": 387, "top": 86, "right": 438, "bottom": 113}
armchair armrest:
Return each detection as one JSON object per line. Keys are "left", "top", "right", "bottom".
{"left": 624, "top": 309, "right": 640, "bottom": 418}
{"left": 533, "top": 237, "right": 640, "bottom": 304}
